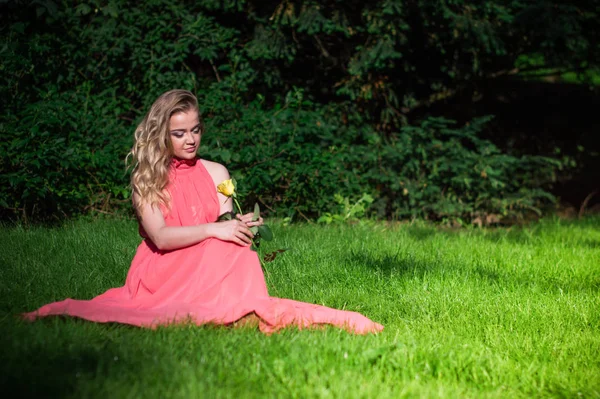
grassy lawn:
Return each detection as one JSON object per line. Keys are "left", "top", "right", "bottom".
{"left": 1, "top": 217, "right": 599, "bottom": 398}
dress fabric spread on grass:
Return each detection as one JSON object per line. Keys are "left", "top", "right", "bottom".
{"left": 24, "top": 158, "right": 383, "bottom": 334}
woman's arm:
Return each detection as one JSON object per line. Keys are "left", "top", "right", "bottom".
{"left": 201, "top": 160, "right": 264, "bottom": 228}
{"left": 135, "top": 194, "right": 254, "bottom": 251}
{"left": 201, "top": 159, "right": 235, "bottom": 216}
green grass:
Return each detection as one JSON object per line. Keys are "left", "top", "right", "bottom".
{"left": 1, "top": 217, "right": 599, "bottom": 398}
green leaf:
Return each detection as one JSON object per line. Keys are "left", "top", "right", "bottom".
{"left": 250, "top": 226, "right": 259, "bottom": 234}
{"left": 219, "top": 149, "right": 232, "bottom": 163}
{"left": 257, "top": 224, "right": 273, "bottom": 241}
{"left": 253, "top": 202, "right": 260, "bottom": 222}
{"left": 75, "top": 4, "right": 91, "bottom": 16}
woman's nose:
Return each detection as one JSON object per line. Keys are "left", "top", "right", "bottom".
{"left": 185, "top": 132, "right": 196, "bottom": 143}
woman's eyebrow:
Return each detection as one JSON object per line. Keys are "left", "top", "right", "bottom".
{"left": 170, "top": 123, "right": 201, "bottom": 133}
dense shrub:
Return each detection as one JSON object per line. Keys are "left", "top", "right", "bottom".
{"left": 1, "top": 0, "right": 585, "bottom": 222}
{"left": 0, "top": 85, "right": 133, "bottom": 220}
{"left": 201, "top": 95, "right": 562, "bottom": 222}
{"left": 368, "top": 117, "right": 561, "bottom": 221}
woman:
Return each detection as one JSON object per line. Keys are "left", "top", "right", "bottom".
{"left": 25, "top": 89, "right": 383, "bottom": 334}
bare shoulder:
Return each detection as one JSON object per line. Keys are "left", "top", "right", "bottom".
{"left": 200, "top": 159, "right": 230, "bottom": 185}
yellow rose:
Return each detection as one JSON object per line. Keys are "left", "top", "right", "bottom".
{"left": 217, "top": 179, "right": 235, "bottom": 197}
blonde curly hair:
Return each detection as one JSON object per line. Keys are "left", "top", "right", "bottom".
{"left": 127, "top": 89, "right": 203, "bottom": 213}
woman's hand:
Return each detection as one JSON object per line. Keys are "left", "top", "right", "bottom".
{"left": 236, "top": 212, "right": 264, "bottom": 227}
{"left": 212, "top": 219, "right": 254, "bottom": 246}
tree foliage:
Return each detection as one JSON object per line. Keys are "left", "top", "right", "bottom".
{"left": 1, "top": 0, "right": 596, "bottom": 222}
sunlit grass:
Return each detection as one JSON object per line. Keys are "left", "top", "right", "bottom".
{"left": 1, "top": 216, "right": 599, "bottom": 398}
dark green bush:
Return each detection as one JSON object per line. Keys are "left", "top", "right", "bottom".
{"left": 200, "top": 96, "right": 562, "bottom": 222}
{"left": 0, "top": 85, "right": 133, "bottom": 220}
{"left": 369, "top": 116, "right": 562, "bottom": 221}
{"left": 1, "top": 0, "right": 581, "bottom": 222}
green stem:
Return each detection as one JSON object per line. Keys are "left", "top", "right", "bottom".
{"left": 233, "top": 197, "right": 243, "bottom": 216}
{"left": 233, "top": 196, "right": 267, "bottom": 269}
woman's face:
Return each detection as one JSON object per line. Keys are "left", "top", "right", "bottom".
{"left": 169, "top": 110, "right": 201, "bottom": 160}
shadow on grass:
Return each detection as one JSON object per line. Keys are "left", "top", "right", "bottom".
{"left": 403, "top": 218, "right": 600, "bottom": 250}
{"left": 473, "top": 263, "right": 600, "bottom": 293}
{"left": 0, "top": 318, "right": 132, "bottom": 398}
{"left": 348, "top": 247, "right": 600, "bottom": 294}
{"left": 585, "top": 239, "right": 600, "bottom": 249}
{"left": 404, "top": 225, "right": 439, "bottom": 241}
{"left": 476, "top": 228, "right": 600, "bottom": 250}
{"left": 348, "top": 248, "right": 437, "bottom": 279}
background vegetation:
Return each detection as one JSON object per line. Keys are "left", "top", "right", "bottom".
{"left": 2, "top": 3, "right": 598, "bottom": 396}
{"left": 1, "top": 0, "right": 599, "bottom": 222}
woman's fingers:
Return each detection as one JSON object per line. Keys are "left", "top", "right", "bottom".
{"left": 234, "top": 237, "right": 248, "bottom": 246}
{"left": 216, "top": 220, "right": 254, "bottom": 246}
{"left": 237, "top": 213, "right": 255, "bottom": 223}
{"left": 235, "top": 213, "right": 264, "bottom": 231}
{"left": 236, "top": 234, "right": 251, "bottom": 246}
{"left": 246, "top": 216, "right": 264, "bottom": 227}
{"left": 233, "top": 221, "right": 253, "bottom": 245}
{"left": 236, "top": 213, "right": 264, "bottom": 228}
{"left": 239, "top": 225, "right": 254, "bottom": 239}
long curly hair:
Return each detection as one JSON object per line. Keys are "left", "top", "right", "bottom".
{"left": 127, "top": 89, "right": 202, "bottom": 214}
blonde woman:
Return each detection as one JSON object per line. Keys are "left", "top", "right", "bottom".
{"left": 25, "top": 89, "right": 383, "bottom": 334}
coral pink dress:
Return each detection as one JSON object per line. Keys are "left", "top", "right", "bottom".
{"left": 24, "top": 158, "right": 383, "bottom": 334}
